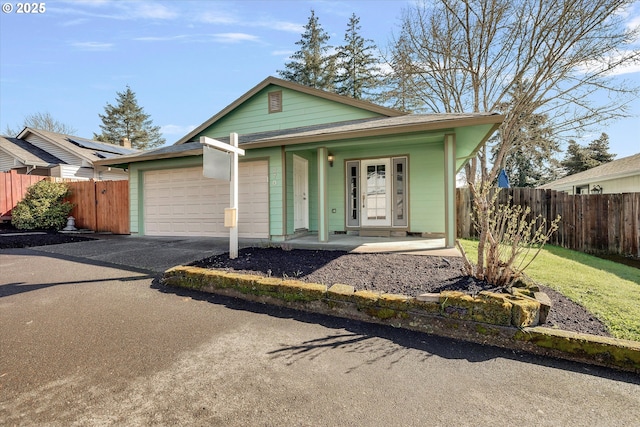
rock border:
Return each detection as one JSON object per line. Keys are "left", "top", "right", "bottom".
{"left": 162, "top": 266, "right": 640, "bottom": 373}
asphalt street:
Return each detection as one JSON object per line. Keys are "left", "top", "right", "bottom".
{"left": 1, "top": 238, "right": 639, "bottom": 426}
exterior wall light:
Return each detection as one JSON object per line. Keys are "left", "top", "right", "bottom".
{"left": 328, "top": 154, "right": 334, "bottom": 167}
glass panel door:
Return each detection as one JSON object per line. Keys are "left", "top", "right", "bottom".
{"left": 361, "top": 158, "right": 391, "bottom": 226}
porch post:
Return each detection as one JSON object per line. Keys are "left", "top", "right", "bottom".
{"left": 444, "top": 133, "right": 456, "bottom": 248}
{"left": 317, "top": 147, "right": 329, "bottom": 242}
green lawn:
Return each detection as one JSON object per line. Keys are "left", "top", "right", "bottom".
{"left": 458, "top": 239, "right": 640, "bottom": 342}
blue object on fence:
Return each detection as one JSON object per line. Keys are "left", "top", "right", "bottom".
{"left": 498, "top": 169, "right": 510, "bottom": 188}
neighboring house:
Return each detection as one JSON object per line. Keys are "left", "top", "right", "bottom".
{"left": 95, "top": 76, "right": 502, "bottom": 246}
{"left": 0, "top": 127, "right": 138, "bottom": 180}
{"left": 539, "top": 152, "right": 640, "bottom": 195}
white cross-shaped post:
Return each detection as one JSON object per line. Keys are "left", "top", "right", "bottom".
{"left": 200, "top": 133, "right": 245, "bottom": 259}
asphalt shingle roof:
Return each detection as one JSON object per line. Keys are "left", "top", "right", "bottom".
{"left": 539, "top": 152, "right": 640, "bottom": 188}
{"left": 0, "top": 135, "right": 65, "bottom": 167}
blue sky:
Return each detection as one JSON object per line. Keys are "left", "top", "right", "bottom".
{"left": 1, "top": 0, "right": 638, "bottom": 158}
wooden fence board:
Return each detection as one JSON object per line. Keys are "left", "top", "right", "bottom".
{"left": 95, "top": 180, "right": 129, "bottom": 234}
{"left": 67, "top": 181, "right": 97, "bottom": 230}
{"left": 1, "top": 172, "right": 129, "bottom": 234}
{"left": 457, "top": 188, "right": 640, "bottom": 257}
{"left": 0, "top": 171, "right": 47, "bottom": 218}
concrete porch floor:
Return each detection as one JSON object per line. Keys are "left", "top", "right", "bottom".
{"left": 283, "top": 233, "right": 461, "bottom": 257}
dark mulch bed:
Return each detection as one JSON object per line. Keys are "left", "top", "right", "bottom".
{"left": 0, "top": 224, "right": 95, "bottom": 249}
{"left": 1, "top": 221, "right": 611, "bottom": 338}
{"left": 191, "top": 247, "right": 612, "bottom": 337}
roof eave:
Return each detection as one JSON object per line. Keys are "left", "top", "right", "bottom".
{"left": 241, "top": 114, "right": 504, "bottom": 149}
{"left": 95, "top": 114, "right": 504, "bottom": 165}
{"left": 93, "top": 147, "right": 204, "bottom": 167}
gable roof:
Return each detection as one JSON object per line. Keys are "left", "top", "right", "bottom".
{"left": 0, "top": 135, "right": 64, "bottom": 167}
{"left": 94, "top": 112, "right": 503, "bottom": 166}
{"left": 17, "top": 127, "right": 139, "bottom": 164}
{"left": 539, "top": 152, "right": 640, "bottom": 189}
{"left": 174, "top": 76, "right": 406, "bottom": 145}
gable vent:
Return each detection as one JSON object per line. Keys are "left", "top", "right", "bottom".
{"left": 268, "top": 91, "right": 282, "bottom": 113}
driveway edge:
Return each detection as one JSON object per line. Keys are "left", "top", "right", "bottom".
{"left": 162, "top": 266, "right": 640, "bottom": 373}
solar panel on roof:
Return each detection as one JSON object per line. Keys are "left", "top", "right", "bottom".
{"left": 67, "top": 137, "right": 138, "bottom": 155}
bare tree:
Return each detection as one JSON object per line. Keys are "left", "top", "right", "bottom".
{"left": 4, "top": 111, "right": 77, "bottom": 136}
{"left": 391, "top": 0, "right": 639, "bottom": 284}
{"left": 391, "top": 0, "right": 639, "bottom": 185}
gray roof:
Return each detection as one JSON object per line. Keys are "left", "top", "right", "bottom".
{"left": 539, "top": 152, "right": 640, "bottom": 188}
{"left": 95, "top": 112, "right": 503, "bottom": 166}
{"left": 18, "top": 128, "right": 140, "bottom": 164}
{"left": 0, "top": 135, "right": 64, "bottom": 167}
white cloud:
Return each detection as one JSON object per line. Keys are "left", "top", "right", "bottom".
{"left": 54, "top": 0, "right": 177, "bottom": 21}
{"left": 271, "top": 50, "right": 294, "bottom": 56}
{"left": 134, "top": 35, "right": 192, "bottom": 42}
{"left": 212, "top": 33, "right": 261, "bottom": 44}
{"left": 131, "top": 3, "right": 177, "bottom": 20}
{"left": 255, "top": 20, "right": 303, "bottom": 33}
{"left": 70, "top": 41, "right": 113, "bottom": 51}
{"left": 161, "top": 124, "right": 197, "bottom": 135}
{"left": 199, "top": 11, "right": 237, "bottom": 24}
{"left": 578, "top": 50, "right": 640, "bottom": 76}
{"left": 134, "top": 33, "right": 260, "bottom": 44}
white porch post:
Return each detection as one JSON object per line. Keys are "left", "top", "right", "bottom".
{"left": 444, "top": 133, "right": 456, "bottom": 248}
{"left": 229, "top": 132, "right": 240, "bottom": 258}
{"left": 317, "top": 147, "right": 329, "bottom": 242}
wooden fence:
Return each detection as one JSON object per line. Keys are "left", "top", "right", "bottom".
{"left": 456, "top": 187, "right": 640, "bottom": 257}
{"left": 0, "top": 171, "right": 47, "bottom": 218}
{"left": 66, "top": 180, "right": 130, "bottom": 234}
{"left": 0, "top": 171, "right": 129, "bottom": 234}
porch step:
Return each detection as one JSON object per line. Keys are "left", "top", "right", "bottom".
{"left": 359, "top": 229, "right": 391, "bottom": 238}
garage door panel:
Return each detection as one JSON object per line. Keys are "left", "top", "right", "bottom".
{"left": 144, "top": 162, "right": 268, "bottom": 238}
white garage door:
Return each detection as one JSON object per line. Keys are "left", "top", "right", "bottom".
{"left": 143, "top": 162, "right": 269, "bottom": 238}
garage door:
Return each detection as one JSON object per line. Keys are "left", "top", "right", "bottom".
{"left": 143, "top": 162, "right": 269, "bottom": 238}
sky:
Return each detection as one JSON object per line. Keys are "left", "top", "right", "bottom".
{"left": 1, "top": 0, "right": 639, "bottom": 158}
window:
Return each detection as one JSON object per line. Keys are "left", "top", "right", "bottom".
{"left": 346, "top": 161, "right": 359, "bottom": 227}
{"left": 392, "top": 157, "right": 407, "bottom": 226}
{"left": 268, "top": 91, "right": 282, "bottom": 113}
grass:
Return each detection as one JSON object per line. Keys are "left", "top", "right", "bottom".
{"left": 458, "top": 239, "right": 640, "bottom": 342}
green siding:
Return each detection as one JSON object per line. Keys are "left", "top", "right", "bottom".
{"left": 284, "top": 133, "right": 447, "bottom": 235}
{"left": 454, "top": 124, "right": 496, "bottom": 171}
{"left": 196, "top": 85, "right": 383, "bottom": 139}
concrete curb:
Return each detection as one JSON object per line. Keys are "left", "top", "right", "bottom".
{"left": 162, "top": 266, "right": 640, "bottom": 373}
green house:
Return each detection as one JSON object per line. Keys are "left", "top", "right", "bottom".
{"left": 96, "top": 77, "right": 502, "bottom": 247}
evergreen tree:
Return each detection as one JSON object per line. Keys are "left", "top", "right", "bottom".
{"left": 94, "top": 86, "right": 165, "bottom": 150}
{"left": 278, "top": 9, "right": 336, "bottom": 91}
{"left": 492, "top": 80, "right": 561, "bottom": 187}
{"left": 587, "top": 133, "right": 615, "bottom": 164}
{"left": 561, "top": 133, "right": 615, "bottom": 176}
{"left": 335, "top": 14, "right": 381, "bottom": 100}
{"left": 377, "top": 33, "right": 421, "bottom": 112}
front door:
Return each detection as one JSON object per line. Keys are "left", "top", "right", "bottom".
{"left": 293, "top": 155, "right": 309, "bottom": 230}
{"left": 361, "top": 158, "right": 391, "bottom": 226}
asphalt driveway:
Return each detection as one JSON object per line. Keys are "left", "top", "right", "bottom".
{"left": 1, "top": 238, "right": 639, "bottom": 426}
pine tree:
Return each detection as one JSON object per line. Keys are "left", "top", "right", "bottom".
{"left": 560, "top": 134, "right": 616, "bottom": 176}
{"left": 94, "top": 86, "right": 165, "bottom": 150}
{"left": 377, "top": 33, "right": 421, "bottom": 112}
{"left": 278, "top": 9, "right": 336, "bottom": 91}
{"left": 587, "top": 133, "right": 615, "bottom": 164}
{"left": 335, "top": 14, "right": 381, "bottom": 100}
